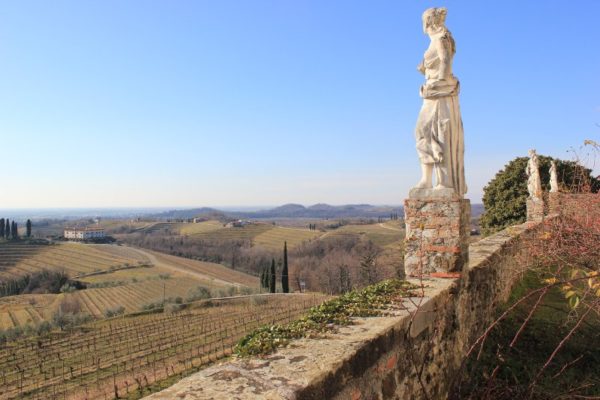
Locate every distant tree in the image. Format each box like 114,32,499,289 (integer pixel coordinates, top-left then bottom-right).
480,155,600,235
260,267,269,290
360,251,379,285
259,268,264,289
26,219,32,238
0,218,4,238
5,219,10,239
11,221,18,239
269,258,276,293
281,242,289,293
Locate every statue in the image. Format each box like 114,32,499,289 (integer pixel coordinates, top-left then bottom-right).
549,160,559,193
526,149,543,199
413,7,466,197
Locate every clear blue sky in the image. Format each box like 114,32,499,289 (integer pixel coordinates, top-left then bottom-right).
1,1,598,208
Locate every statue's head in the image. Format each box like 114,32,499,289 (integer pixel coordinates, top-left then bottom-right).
422,7,447,35
528,149,537,157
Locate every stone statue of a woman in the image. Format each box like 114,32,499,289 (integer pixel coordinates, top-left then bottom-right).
526,149,543,199
413,7,466,198
549,160,559,193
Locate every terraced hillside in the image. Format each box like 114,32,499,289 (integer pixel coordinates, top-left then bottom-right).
0,242,149,281
186,222,273,241
71,277,207,317
0,244,259,330
177,220,223,235
323,221,404,248
252,225,321,250
175,221,321,250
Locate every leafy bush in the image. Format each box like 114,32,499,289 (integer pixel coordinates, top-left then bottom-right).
186,286,212,302
164,303,184,314
251,296,268,306
240,287,254,295
104,306,125,318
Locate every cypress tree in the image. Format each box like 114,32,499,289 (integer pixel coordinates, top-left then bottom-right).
12,222,18,239
282,242,289,293
26,219,32,238
269,258,276,293
5,219,10,239
0,218,4,238
260,267,269,289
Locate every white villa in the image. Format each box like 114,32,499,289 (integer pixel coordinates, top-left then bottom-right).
64,227,106,240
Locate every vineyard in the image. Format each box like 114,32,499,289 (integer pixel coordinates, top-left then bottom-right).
323,221,404,248
0,243,149,281
252,226,321,250
0,294,328,400
183,223,273,241
71,277,207,318
0,244,260,330
177,221,321,250
177,221,223,236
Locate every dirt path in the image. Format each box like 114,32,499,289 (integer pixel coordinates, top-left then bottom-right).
126,247,245,288
378,223,403,231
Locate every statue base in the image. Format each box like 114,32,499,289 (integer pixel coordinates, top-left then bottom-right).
526,197,544,221
404,196,470,276
547,192,562,215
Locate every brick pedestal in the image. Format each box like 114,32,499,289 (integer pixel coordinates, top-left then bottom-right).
526,197,544,221
404,191,470,276
547,192,563,215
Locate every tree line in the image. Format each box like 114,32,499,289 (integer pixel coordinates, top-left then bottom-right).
259,241,290,293
0,218,32,240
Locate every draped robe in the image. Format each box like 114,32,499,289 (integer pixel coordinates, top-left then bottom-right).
415,31,467,197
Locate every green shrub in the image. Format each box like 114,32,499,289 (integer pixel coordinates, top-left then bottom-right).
104,306,126,318
186,286,212,302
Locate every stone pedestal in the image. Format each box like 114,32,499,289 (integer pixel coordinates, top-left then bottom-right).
526,197,544,221
547,192,563,215
404,188,471,276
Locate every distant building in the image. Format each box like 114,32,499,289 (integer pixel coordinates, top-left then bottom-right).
64,227,106,240
225,220,250,228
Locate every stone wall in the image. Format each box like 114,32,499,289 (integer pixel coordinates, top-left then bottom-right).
144,219,544,400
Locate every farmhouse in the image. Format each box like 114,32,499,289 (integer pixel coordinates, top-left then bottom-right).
64,226,106,240
225,219,250,228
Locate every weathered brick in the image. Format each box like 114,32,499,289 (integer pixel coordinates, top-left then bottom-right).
405,198,470,275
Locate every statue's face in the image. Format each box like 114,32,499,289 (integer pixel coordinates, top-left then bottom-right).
422,15,433,35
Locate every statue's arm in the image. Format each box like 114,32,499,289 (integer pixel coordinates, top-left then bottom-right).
434,37,451,79
417,59,425,75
